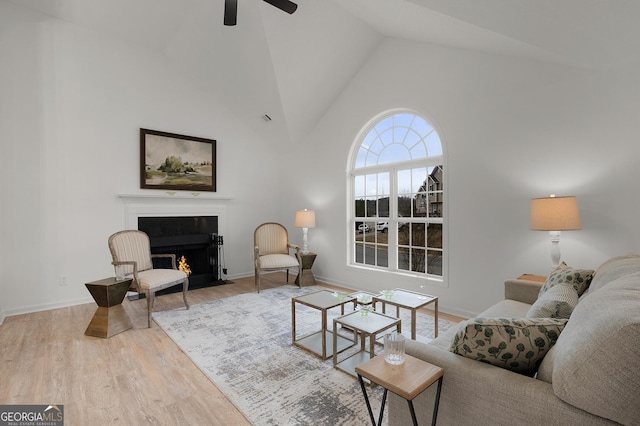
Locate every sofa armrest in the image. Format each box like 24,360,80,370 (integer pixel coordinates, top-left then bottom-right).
504,278,544,305
388,340,616,426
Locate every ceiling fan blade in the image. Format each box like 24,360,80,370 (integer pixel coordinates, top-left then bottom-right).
224,0,237,26
263,0,297,14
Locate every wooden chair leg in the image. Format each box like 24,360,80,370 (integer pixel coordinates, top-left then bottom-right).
182,279,190,310
255,270,261,293
146,291,153,328
286,269,289,283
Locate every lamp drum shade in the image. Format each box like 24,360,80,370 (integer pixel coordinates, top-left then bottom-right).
295,209,316,228
530,196,582,231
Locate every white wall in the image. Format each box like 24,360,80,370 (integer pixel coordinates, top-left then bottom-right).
284,38,640,317
3,4,640,323
0,3,282,322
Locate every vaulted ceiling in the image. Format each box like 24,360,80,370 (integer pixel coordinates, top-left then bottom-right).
11,0,640,147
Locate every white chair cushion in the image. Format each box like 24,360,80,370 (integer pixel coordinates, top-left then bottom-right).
137,269,187,290
259,254,299,269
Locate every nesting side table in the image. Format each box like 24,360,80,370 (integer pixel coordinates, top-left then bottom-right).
356,354,444,426
84,277,133,338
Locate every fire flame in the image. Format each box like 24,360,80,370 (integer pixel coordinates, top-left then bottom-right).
178,255,192,276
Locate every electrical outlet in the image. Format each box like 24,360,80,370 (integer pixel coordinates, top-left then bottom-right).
58,275,68,286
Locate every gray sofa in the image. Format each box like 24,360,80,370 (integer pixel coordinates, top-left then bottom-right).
389,254,640,426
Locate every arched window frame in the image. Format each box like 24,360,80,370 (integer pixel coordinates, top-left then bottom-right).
347,109,447,286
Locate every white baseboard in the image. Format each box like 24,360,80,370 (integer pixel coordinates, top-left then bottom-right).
0,296,94,324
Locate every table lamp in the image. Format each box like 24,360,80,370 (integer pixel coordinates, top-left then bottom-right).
295,209,316,255
530,195,581,268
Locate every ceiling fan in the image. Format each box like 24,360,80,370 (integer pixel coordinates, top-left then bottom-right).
224,0,298,26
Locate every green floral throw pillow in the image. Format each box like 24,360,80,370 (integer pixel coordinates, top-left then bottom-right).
449,317,568,373
539,263,594,297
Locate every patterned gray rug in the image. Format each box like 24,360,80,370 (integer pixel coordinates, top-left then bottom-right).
153,285,455,426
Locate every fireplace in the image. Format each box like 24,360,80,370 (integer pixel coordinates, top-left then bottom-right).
138,216,223,293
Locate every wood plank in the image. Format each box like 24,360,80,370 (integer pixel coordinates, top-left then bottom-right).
0,273,464,425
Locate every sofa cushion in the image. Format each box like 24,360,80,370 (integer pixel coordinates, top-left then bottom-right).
449,317,568,373
551,271,640,425
539,263,594,297
587,252,640,294
526,283,578,319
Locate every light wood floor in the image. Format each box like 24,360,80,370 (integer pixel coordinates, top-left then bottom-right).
0,273,464,425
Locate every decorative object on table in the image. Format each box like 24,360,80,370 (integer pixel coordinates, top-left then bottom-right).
253,222,301,292
140,128,216,192
384,331,406,365
332,291,350,301
108,230,190,327
294,209,316,255
530,194,581,268
380,289,395,299
356,305,373,316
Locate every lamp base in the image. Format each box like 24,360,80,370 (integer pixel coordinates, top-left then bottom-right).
549,231,561,268
301,227,309,255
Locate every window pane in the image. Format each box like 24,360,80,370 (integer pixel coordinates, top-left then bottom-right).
371,136,385,155
394,126,408,143
411,116,433,136
397,169,411,195
354,175,365,197
354,199,364,218
412,168,427,192
355,243,364,263
427,223,442,249
393,113,414,127
411,248,426,273
398,250,409,271
425,132,442,156
427,249,442,275
378,172,390,196
377,245,388,267
411,223,425,247
375,116,393,134
398,196,412,218
379,144,410,164
410,143,426,159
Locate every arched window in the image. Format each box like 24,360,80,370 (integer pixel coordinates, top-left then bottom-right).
349,110,445,281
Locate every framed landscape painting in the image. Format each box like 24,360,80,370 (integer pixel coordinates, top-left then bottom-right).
140,128,216,192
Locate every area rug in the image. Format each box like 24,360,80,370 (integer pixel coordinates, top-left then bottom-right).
153,286,455,425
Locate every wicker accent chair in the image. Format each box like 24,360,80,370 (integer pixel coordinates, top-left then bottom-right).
108,230,189,327
254,222,302,292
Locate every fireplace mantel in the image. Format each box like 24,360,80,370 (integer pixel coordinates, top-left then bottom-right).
117,193,230,233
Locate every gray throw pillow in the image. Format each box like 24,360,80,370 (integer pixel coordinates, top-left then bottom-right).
527,283,578,319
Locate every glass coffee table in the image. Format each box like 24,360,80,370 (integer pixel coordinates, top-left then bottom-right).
332,310,401,378
373,289,438,340
292,290,356,359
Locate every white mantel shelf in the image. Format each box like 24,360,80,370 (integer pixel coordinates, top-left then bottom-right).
118,193,232,201
117,193,230,232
